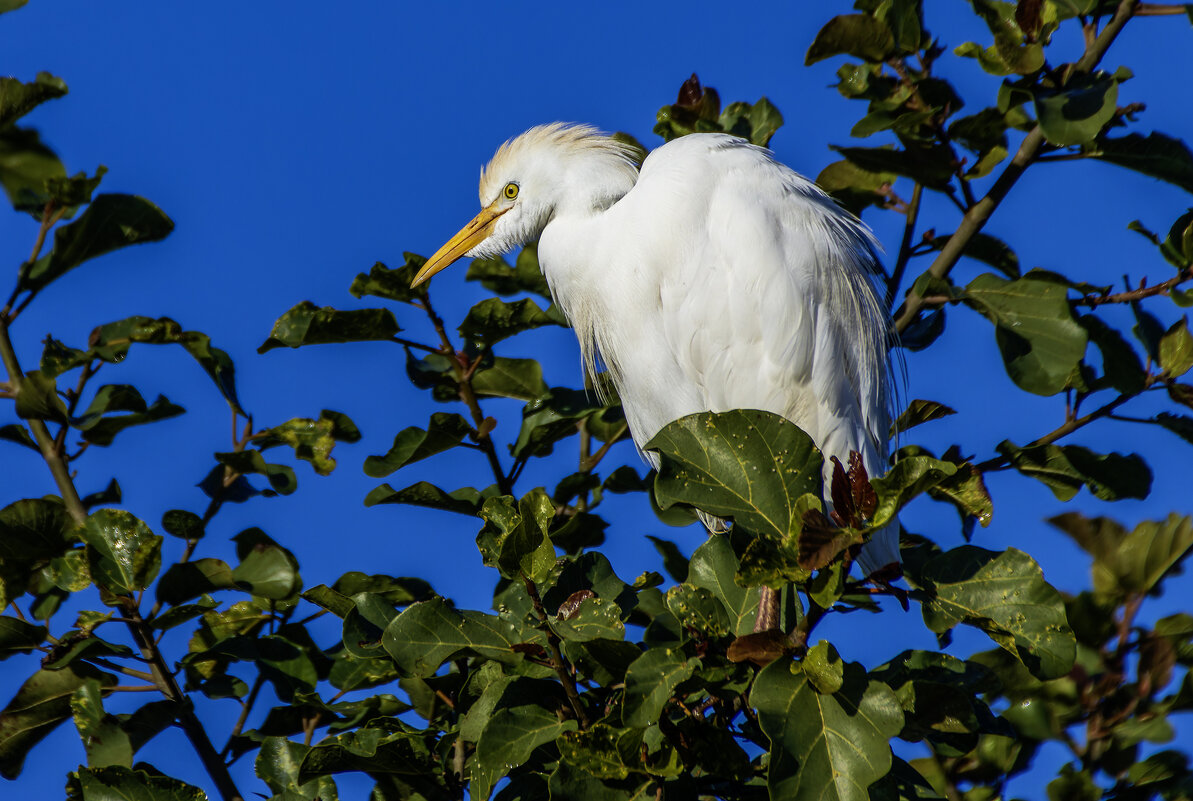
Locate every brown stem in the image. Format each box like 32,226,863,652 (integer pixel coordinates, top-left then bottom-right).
894,0,1139,334
1076,265,1193,307
522,575,590,728
579,423,628,472
87,657,156,682
1135,2,1190,13
787,599,827,654
221,674,266,758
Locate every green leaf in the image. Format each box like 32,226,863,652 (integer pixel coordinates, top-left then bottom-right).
815,159,897,216
0,423,37,452
753,658,904,801
13,370,68,423
914,546,1076,679
871,456,958,528
649,410,823,542
1155,412,1193,445
551,597,625,642
622,647,698,727
831,144,957,189
1160,317,1193,377
364,413,472,477
512,388,611,460
86,316,244,415
17,194,173,297
80,394,185,447
996,440,1151,501
804,640,846,694
255,410,358,475
66,765,207,801
1050,512,1193,599
155,558,236,606
0,126,67,216
215,449,297,496
557,723,643,780
0,73,67,129
1033,72,1120,147
256,737,339,801
349,254,428,304
686,535,760,635
1080,315,1147,394
363,480,499,514
71,679,132,768
806,14,896,64
0,617,47,659
0,498,72,562
472,704,576,800
161,510,204,540
1092,132,1193,195
963,273,1088,396
81,510,161,595
928,233,1020,278
665,584,731,637
476,491,557,584
0,1,29,15
458,297,564,344
258,301,400,352
0,663,115,779
471,356,549,401
297,719,441,788
890,400,957,438
381,596,523,677
231,528,302,601
466,244,552,299
718,97,785,146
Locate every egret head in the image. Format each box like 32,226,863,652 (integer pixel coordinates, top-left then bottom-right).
412,123,639,285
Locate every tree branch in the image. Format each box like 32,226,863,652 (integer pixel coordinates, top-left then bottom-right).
1075,265,1193,307
522,575,590,728
895,0,1139,334
887,183,924,309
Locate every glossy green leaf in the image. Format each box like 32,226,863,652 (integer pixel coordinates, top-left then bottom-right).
0,663,115,779
914,546,1075,679
871,455,958,528
806,14,896,64
831,144,957,189
472,703,576,800
753,658,903,801
81,509,161,595
256,737,340,801
718,97,785,146
86,316,244,415
476,491,557,584
649,410,822,542
381,596,523,677
551,597,625,642
80,395,185,447
471,356,549,401
215,449,297,496
17,194,173,297
364,413,472,477
258,301,400,352
804,640,846,694
13,370,67,423
349,254,428,304
997,440,1151,501
458,297,564,345
621,646,697,727
66,765,209,801
512,388,609,460
666,584,731,637
0,423,37,452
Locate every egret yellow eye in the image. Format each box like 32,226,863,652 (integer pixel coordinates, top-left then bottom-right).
503,182,519,200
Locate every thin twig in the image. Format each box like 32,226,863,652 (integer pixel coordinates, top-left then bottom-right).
522,575,590,728
1075,265,1193,307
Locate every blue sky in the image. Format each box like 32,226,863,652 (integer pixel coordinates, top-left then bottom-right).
2,1,1192,798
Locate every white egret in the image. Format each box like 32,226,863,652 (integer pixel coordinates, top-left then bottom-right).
414,124,899,624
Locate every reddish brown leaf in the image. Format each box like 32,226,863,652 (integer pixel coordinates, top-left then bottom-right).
1138,633,1176,697
677,73,703,107
1015,0,1043,40
1169,381,1193,409
848,452,878,520
798,509,859,571
829,456,854,527
511,642,548,660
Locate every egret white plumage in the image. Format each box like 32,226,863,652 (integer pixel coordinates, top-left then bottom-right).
414,123,899,613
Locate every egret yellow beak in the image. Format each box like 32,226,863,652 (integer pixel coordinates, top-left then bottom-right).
412,201,509,286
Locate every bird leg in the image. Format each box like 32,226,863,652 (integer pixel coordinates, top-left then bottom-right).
753,586,781,632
